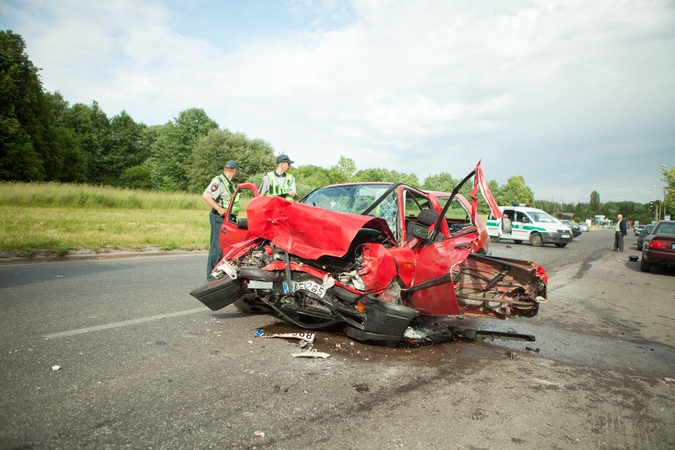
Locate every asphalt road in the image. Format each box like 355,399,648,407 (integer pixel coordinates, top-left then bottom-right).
1,229,673,449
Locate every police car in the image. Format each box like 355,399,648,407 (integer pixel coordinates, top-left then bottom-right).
487,206,573,247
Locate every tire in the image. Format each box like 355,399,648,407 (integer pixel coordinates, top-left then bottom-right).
514,240,523,244
555,243,567,248
640,256,651,273
490,236,500,243
529,233,543,247
233,298,273,314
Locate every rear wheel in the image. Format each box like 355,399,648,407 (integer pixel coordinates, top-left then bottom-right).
490,236,500,243
640,256,651,273
529,233,543,247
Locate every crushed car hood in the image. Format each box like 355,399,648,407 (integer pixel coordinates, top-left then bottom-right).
246,196,396,260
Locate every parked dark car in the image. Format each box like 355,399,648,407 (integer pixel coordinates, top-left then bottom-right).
640,220,675,273
636,224,654,251
560,220,582,238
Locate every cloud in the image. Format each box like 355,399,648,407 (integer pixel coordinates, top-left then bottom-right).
1,0,673,202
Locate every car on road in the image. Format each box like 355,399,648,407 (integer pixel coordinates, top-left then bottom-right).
190,161,548,345
636,224,654,251
640,220,675,273
578,222,590,232
634,225,645,236
486,206,573,247
560,220,582,237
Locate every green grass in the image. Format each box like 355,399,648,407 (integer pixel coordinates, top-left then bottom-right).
0,181,205,209
0,182,232,256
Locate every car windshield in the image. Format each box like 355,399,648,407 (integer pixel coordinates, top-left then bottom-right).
529,210,558,223
302,183,400,236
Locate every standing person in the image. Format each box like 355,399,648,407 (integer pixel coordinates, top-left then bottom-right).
202,160,241,281
614,213,627,251
259,154,297,200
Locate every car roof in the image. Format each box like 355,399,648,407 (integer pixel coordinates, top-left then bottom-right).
498,206,542,212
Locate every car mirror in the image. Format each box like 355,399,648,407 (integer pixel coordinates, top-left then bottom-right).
237,218,248,230
412,223,430,241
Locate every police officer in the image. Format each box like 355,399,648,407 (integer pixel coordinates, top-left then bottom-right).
259,154,297,200
202,160,241,281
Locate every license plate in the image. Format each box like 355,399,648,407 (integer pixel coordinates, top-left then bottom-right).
293,280,326,298
561,234,570,238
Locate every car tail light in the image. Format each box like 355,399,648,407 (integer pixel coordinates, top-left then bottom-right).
648,239,669,249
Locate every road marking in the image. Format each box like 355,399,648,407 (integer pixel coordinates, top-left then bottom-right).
44,307,209,339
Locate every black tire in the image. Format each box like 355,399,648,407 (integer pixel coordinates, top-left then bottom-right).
640,256,651,273
233,298,273,314
490,236,500,243
529,233,543,247
514,240,523,244
555,243,567,248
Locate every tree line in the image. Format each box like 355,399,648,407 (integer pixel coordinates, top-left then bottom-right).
2,30,672,225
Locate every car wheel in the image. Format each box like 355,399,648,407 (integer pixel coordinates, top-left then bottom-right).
555,243,567,248
233,298,273,314
490,236,500,243
529,233,543,247
514,240,523,244
640,256,651,273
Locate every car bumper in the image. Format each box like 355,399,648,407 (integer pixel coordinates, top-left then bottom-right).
541,231,573,244
642,248,675,266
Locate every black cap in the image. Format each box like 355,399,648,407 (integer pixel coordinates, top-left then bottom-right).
225,160,241,170
276,154,294,164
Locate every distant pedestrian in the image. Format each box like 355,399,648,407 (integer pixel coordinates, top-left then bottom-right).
614,213,627,251
202,160,241,281
259,154,297,200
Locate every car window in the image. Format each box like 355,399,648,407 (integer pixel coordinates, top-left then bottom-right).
529,210,556,223
404,189,432,218
302,184,391,214
436,197,470,221
656,223,675,236
515,212,530,223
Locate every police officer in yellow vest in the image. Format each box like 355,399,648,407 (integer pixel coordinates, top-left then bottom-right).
259,154,297,201
202,160,241,281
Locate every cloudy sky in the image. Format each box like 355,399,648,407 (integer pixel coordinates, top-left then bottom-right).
1,0,673,203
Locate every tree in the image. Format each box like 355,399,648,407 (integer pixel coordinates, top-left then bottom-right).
152,108,219,191
59,101,110,183
589,191,600,214
188,129,275,193
496,176,534,206
101,111,146,186
330,156,356,183
0,30,53,181
422,172,457,192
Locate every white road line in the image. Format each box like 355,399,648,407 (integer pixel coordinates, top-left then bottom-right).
44,307,209,339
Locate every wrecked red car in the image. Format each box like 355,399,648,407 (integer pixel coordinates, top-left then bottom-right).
190,162,548,345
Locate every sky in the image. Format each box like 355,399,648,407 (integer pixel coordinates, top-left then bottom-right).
1,0,674,204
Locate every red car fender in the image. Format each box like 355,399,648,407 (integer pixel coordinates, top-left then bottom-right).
358,243,398,292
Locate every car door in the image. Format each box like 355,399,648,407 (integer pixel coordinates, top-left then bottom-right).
511,211,532,242
219,183,259,250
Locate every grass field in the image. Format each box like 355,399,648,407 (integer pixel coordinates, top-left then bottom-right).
0,182,224,257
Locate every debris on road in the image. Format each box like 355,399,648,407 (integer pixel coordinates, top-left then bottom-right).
255,329,315,343
51,365,60,371
292,348,330,359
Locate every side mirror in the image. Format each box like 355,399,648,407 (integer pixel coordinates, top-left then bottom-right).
237,218,248,230
412,223,430,241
